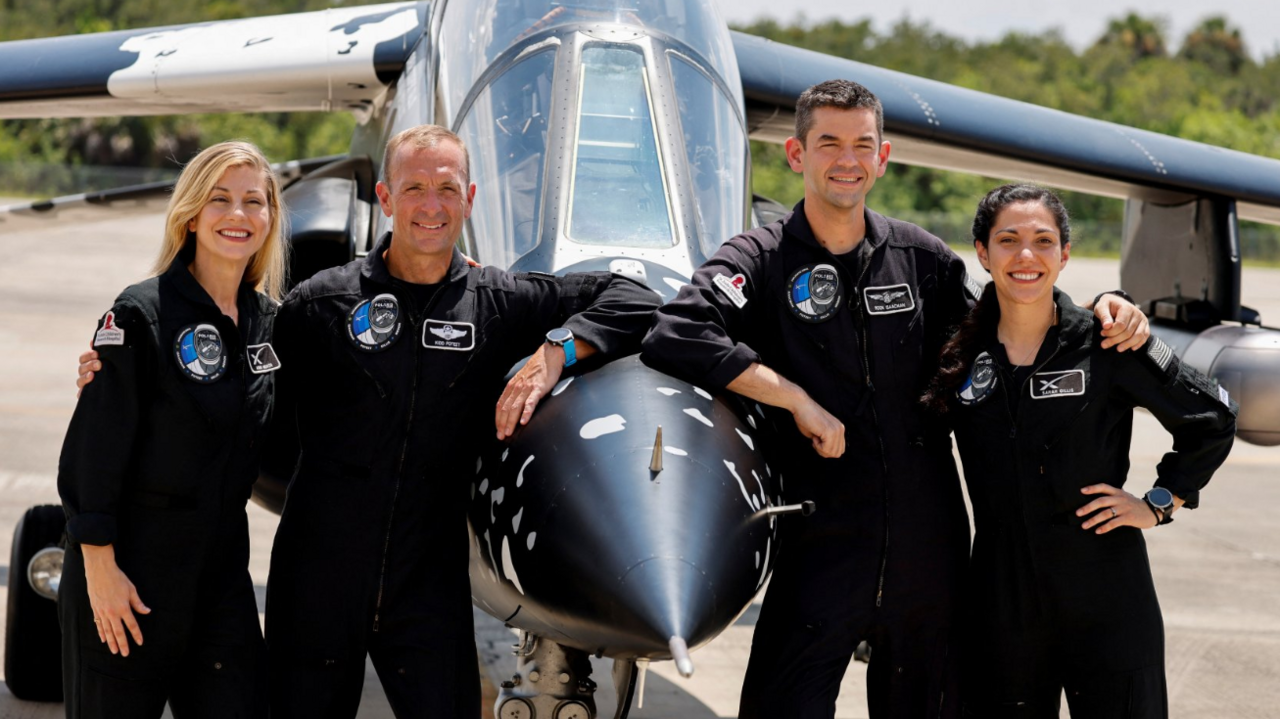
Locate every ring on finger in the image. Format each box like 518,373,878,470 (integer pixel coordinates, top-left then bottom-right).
1110,507,1118,518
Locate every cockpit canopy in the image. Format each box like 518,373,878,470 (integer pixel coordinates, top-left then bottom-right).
437,0,750,274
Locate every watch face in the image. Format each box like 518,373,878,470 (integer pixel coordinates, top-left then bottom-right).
1147,487,1174,508
547,328,573,344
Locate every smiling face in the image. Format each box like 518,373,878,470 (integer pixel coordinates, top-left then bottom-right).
785,106,890,217
187,164,270,269
375,140,476,265
975,200,1070,307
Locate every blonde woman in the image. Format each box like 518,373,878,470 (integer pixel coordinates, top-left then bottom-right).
58,141,286,719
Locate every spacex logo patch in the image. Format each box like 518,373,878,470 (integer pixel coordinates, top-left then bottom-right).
247,343,281,374
423,320,475,351
1030,369,1086,399
863,283,915,315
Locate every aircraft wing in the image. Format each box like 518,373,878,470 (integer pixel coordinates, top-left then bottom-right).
0,1,426,120
0,156,344,233
731,31,1280,226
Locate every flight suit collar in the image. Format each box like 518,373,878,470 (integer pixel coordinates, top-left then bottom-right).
162,244,265,322
783,200,890,255
362,232,471,288
980,287,1092,357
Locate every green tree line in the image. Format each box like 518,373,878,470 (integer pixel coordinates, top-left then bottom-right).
738,13,1280,262
2,3,1278,261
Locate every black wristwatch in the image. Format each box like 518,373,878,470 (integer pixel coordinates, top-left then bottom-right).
1144,487,1175,525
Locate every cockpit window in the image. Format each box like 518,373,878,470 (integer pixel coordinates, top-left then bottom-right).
457,50,555,269
668,53,748,258
439,0,741,122
566,45,674,247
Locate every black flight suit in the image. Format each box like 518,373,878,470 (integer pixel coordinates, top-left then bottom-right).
642,203,976,719
58,254,275,719
264,233,658,718
949,290,1237,718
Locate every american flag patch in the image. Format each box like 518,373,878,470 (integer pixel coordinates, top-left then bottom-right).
1147,337,1173,371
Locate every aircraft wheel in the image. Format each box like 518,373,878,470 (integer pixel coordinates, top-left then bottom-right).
5,504,66,702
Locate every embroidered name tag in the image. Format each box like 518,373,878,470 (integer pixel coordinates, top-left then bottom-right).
423,320,475,351
863,283,915,315
1030,369,1085,399
247,343,282,374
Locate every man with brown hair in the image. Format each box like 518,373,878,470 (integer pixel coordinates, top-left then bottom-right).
643,80,1149,717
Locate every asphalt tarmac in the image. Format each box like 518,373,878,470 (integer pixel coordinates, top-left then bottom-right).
2,207,1278,718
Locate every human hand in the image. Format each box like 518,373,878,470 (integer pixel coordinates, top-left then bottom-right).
1094,294,1150,352
495,344,564,440
791,396,845,459
1077,484,1157,533
81,544,150,656
463,254,481,268
76,349,101,397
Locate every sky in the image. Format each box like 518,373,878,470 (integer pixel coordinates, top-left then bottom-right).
714,0,1280,61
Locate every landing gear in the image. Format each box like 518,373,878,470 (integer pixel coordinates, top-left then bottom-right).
495,633,638,719
4,504,66,702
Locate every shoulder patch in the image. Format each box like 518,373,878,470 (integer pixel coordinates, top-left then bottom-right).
964,272,985,302
1147,336,1174,372
94,310,126,347
713,273,749,308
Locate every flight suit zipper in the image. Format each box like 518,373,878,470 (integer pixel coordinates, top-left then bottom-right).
372,286,446,632
840,244,894,608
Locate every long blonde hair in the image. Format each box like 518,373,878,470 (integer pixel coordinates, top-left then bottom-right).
152,141,288,300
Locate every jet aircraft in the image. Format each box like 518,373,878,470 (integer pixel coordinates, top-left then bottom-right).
3,1,1280,717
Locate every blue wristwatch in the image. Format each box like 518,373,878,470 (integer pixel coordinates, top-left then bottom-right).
545,328,576,367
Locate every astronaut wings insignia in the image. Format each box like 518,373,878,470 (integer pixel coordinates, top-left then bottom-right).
430,325,467,341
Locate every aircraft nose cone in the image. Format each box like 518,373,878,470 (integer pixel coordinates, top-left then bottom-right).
468,356,779,660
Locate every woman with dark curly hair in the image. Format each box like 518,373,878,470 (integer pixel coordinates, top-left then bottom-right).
922,184,1237,718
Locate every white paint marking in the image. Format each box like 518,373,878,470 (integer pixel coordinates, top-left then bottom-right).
755,403,765,417
581,414,627,438
656,387,681,396
490,487,505,524
552,377,574,396
502,448,510,462
751,469,766,496
475,457,482,474
516,455,535,487
723,460,754,507
746,414,757,429
478,478,489,495
751,494,761,510
683,408,713,427
736,428,754,450
502,536,525,595
693,386,712,400
527,532,538,551
664,446,688,456
512,507,524,534
757,538,771,589
755,550,761,569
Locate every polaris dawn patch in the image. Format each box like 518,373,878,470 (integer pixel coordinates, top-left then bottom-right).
863,283,916,315
958,351,998,406
348,293,402,352
247,343,282,374
174,323,227,383
423,319,475,351
713,273,749,308
787,263,843,323
1031,369,1086,399
94,310,125,347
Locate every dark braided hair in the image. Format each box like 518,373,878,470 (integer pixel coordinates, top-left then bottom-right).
920,184,1071,414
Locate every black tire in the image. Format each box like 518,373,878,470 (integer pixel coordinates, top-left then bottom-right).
5,504,66,702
